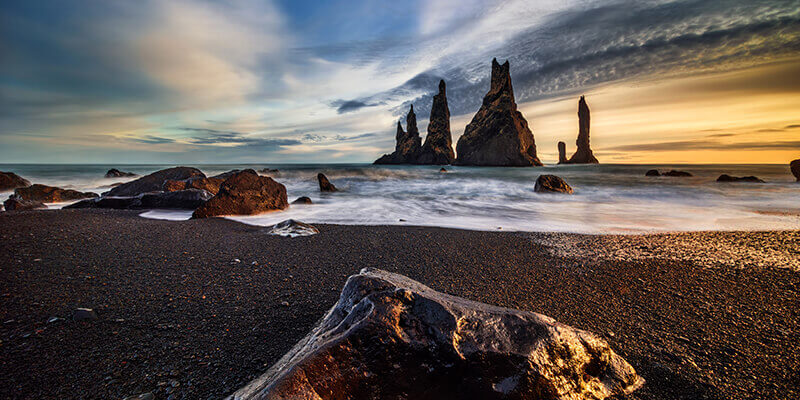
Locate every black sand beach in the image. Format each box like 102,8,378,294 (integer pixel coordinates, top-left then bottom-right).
1,209,798,399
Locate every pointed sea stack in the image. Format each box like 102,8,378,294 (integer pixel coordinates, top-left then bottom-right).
557,141,567,164
565,96,598,164
416,80,455,165
374,106,422,164
455,59,541,166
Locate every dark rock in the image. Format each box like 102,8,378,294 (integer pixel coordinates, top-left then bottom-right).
0,171,31,192
163,176,226,195
192,170,288,218
317,173,337,192
534,174,574,194
105,168,136,178
645,169,661,176
269,219,319,237
3,196,46,211
790,159,799,181
140,189,213,209
416,80,455,165
211,169,243,180
565,96,599,164
664,170,692,177
455,59,541,166
72,308,98,322
439,168,447,173
557,141,567,164
291,196,312,205
257,168,279,175
106,167,205,197
0,204,3,212
14,184,98,203
374,106,423,164
230,268,643,399
64,196,142,210
716,174,765,183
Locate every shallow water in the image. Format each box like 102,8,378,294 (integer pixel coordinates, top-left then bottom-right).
2,163,799,233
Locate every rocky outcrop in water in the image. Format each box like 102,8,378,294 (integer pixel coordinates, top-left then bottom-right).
3,195,46,211
229,268,643,400
192,170,287,218
455,59,541,166
291,196,312,204
0,171,31,192
716,174,765,183
791,159,800,181
374,106,422,164
558,141,567,164
317,173,338,192
645,169,661,176
105,169,136,178
107,167,205,197
564,96,599,164
534,175,574,194
14,184,98,203
663,170,692,177
416,80,455,165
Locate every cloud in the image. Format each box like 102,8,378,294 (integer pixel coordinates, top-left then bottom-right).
176,127,301,149
329,99,385,114
131,135,176,144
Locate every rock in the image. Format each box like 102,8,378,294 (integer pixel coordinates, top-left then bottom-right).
317,173,338,192
416,80,455,165
64,196,142,210
716,174,765,183
291,196,312,204
104,168,136,178
455,59,541,166
534,174,574,194
645,169,661,176
192,170,288,218
230,268,643,400
565,96,599,164
439,168,447,173
13,184,98,203
374,106,423,164
211,169,243,180
257,168,279,175
663,170,692,177
72,308,98,321
123,392,154,400
557,141,567,164
3,196,46,211
269,219,320,237
0,171,31,192
140,189,213,209
106,167,205,197
163,176,226,195
790,159,799,181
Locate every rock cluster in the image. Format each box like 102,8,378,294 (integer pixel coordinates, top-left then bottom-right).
716,174,764,183
229,268,642,400
791,159,800,181
562,96,599,164
0,171,31,192
534,175,574,194
192,170,287,218
13,184,97,203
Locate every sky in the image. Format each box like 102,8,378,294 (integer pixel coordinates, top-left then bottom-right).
0,0,799,164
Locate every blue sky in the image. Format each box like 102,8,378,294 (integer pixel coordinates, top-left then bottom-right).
1,0,799,163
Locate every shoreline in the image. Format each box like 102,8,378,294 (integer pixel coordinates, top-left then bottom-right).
1,209,798,399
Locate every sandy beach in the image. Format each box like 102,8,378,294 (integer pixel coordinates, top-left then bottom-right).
0,209,797,399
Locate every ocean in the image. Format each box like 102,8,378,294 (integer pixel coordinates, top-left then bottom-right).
2,163,799,234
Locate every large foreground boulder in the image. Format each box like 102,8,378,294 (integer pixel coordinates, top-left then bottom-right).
106,167,205,197
716,174,765,183
14,184,97,203
455,59,541,166
192,170,287,218
229,269,643,400
4,196,46,211
534,175,574,194
0,171,31,192
791,159,800,182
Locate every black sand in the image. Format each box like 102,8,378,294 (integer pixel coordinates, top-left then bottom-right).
1,209,798,399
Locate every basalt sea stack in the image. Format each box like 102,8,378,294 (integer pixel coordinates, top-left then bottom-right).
791,159,800,181
563,96,598,164
456,59,541,166
416,80,455,165
557,141,567,164
374,106,422,164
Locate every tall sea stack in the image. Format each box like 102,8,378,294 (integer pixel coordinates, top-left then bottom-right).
455,59,541,166
416,80,455,165
374,105,422,164
557,141,567,164
565,96,599,164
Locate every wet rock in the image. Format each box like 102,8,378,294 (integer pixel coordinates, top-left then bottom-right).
565,96,599,164
0,171,31,191
664,170,692,177
789,159,799,181
416,80,455,165
3,196,46,211
192,170,288,218
140,189,213,209
291,196,312,205
317,173,338,192
558,141,567,164
455,59,541,166
106,167,205,197
230,268,643,400
645,169,661,177
163,176,226,195
716,174,765,183
269,219,319,237
534,174,574,194
374,106,423,164
439,168,447,173
64,196,142,210
73,308,98,321
14,184,98,203
105,168,136,178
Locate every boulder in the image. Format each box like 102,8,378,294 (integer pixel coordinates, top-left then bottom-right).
716,174,765,183
790,159,799,182
663,170,692,177
0,171,31,192
140,189,213,209
291,196,312,205
645,169,661,177
416,80,455,165
64,196,142,210
106,167,205,197
439,168,447,173
534,175,574,194
105,168,136,178
268,219,319,237
163,176,226,195
4,196,46,211
565,96,599,164
557,141,567,164
192,170,288,218
375,106,423,164
14,184,98,203
318,173,338,192
229,268,643,400
455,59,541,166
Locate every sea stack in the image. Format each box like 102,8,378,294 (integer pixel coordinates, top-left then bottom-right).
564,96,598,164
416,80,455,165
374,106,422,164
455,59,541,166
557,141,567,164
791,159,800,181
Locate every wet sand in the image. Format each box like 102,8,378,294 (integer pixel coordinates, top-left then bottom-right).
0,209,798,399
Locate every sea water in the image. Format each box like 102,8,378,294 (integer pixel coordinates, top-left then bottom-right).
2,163,798,234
